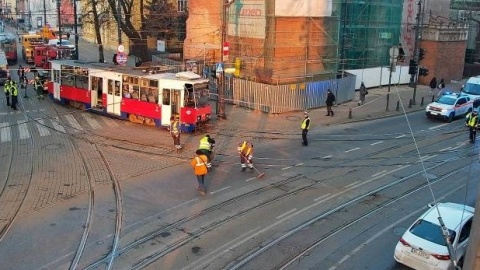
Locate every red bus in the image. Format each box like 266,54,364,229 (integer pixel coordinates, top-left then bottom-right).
46,60,212,132
0,33,18,64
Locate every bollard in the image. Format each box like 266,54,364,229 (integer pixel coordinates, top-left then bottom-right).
408,99,413,108
431,95,434,103
348,108,352,119
396,101,400,111
420,97,424,106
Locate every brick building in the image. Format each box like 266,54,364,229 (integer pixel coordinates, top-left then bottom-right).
418,24,468,85
183,0,338,84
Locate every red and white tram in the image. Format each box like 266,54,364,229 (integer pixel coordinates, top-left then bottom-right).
46,60,212,132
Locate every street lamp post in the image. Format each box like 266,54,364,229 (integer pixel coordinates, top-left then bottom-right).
57,0,62,45
73,0,78,59
218,0,235,120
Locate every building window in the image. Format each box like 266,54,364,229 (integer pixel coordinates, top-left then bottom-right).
178,0,187,12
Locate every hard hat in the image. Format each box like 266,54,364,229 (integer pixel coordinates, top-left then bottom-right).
304,111,309,116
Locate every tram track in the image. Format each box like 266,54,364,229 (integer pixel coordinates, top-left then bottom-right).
21,95,124,269
0,97,35,242
80,130,466,269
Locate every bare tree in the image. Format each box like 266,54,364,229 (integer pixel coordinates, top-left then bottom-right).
81,0,110,62
106,0,185,61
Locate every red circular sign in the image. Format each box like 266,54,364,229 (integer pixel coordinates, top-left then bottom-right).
116,52,127,65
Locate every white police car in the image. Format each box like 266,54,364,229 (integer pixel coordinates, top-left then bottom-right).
425,92,473,122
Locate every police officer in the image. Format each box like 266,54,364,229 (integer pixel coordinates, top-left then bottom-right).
3,76,10,106
301,111,311,146
198,134,215,168
466,110,479,143
10,80,18,110
34,76,44,99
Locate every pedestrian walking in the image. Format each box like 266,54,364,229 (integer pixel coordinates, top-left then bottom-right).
437,78,445,97
326,89,336,116
3,77,10,106
170,115,182,150
429,77,437,96
466,111,479,143
197,134,215,168
237,140,254,171
301,111,310,146
17,65,25,81
191,150,209,195
358,82,367,105
34,76,44,99
10,80,18,110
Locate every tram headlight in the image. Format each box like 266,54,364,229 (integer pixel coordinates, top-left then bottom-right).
197,115,202,122
206,114,211,120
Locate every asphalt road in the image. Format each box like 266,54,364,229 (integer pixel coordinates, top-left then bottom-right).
0,27,477,269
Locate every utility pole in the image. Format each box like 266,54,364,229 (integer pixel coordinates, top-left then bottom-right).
387,46,398,111
116,0,122,44
410,0,423,105
73,0,78,59
57,0,61,45
218,0,235,120
43,0,46,25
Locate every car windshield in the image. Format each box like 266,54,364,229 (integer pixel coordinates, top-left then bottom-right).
59,40,71,45
409,219,456,246
463,82,480,95
437,96,456,105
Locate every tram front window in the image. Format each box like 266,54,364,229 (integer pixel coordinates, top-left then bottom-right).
195,82,209,107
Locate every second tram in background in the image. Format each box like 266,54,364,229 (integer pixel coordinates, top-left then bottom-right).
45,60,212,132
0,32,17,64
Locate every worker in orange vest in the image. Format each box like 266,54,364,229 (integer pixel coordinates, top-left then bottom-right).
190,150,209,195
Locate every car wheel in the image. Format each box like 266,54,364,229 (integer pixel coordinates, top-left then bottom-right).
447,113,454,123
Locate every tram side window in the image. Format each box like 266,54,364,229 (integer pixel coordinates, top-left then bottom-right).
184,84,195,107
61,65,75,87
74,67,88,89
163,89,171,105
53,70,60,83
115,81,121,96
122,75,140,99
108,79,114,95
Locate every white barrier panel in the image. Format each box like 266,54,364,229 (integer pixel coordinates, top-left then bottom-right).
346,66,411,90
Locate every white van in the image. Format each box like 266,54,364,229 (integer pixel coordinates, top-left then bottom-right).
0,50,8,85
461,76,480,99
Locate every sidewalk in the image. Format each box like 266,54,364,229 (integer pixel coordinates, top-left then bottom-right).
211,83,437,137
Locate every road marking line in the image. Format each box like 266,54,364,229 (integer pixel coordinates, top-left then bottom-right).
370,141,383,145
0,122,11,142
64,114,83,131
210,186,231,194
18,120,29,139
314,193,331,202
282,166,292,170
276,208,298,219
346,181,360,188
395,134,406,138
103,117,119,127
294,163,304,166
345,147,360,153
52,117,66,133
372,170,387,177
82,113,101,129
439,146,452,152
323,155,332,159
429,123,448,130
245,177,257,182
35,119,50,137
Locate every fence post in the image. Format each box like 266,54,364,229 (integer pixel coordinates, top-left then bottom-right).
420,97,424,106
396,101,400,111
408,99,413,108
349,108,352,119
431,95,435,102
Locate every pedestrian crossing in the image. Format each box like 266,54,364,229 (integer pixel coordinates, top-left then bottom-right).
0,111,121,143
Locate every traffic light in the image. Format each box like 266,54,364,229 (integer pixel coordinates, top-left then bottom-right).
419,48,426,61
419,67,429,77
408,59,418,75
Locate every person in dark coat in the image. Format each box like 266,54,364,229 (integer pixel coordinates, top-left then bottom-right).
429,77,437,96
358,82,367,105
326,89,336,116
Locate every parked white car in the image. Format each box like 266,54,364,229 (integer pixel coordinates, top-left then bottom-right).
394,202,474,270
425,92,473,122
47,39,75,50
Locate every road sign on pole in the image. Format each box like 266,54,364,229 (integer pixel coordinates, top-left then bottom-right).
116,52,127,66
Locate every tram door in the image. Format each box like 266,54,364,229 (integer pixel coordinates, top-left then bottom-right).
51,62,61,100
90,71,103,108
104,72,122,116
160,88,182,126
